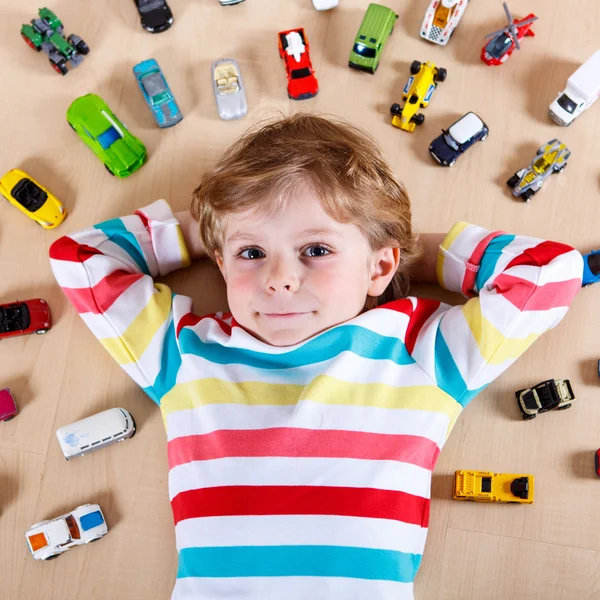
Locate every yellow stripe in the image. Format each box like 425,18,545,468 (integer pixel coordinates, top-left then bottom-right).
462,300,540,365
177,226,192,268
99,282,173,365
437,221,469,288
160,375,463,435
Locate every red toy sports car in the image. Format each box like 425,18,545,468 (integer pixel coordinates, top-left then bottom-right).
278,28,319,100
481,3,537,66
0,388,18,422
0,298,51,340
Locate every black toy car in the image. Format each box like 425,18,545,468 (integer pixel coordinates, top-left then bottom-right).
133,0,173,34
515,378,575,420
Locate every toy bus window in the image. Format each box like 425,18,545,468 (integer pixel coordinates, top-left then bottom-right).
65,515,81,540
92,440,100,446
102,437,111,441
369,37,377,43
359,35,366,40
481,477,492,493
81,444,89,449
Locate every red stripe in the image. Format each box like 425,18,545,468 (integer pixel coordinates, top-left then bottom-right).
462,231,505,297
405,299,440,355
505,240,575,270
176,312,233,338
134,210,150,231
49,236,103,262
62,271,144,314
492,274,581,310
171,485,430,527
168,428,440,470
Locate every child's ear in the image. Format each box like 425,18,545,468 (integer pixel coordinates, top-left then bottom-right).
367,247,400,297
215,252,226,281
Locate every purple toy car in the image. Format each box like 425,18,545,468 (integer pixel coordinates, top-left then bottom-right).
0,388,18,421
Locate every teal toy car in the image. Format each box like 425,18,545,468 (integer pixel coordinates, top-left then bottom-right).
66,94,147,178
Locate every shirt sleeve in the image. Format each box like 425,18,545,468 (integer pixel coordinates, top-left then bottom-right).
48,200,192,405
403,221,583,407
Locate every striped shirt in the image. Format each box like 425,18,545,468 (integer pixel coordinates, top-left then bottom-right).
49,200,583,600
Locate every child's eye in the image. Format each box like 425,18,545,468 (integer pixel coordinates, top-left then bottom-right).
238,247,265,260
303,245,331,257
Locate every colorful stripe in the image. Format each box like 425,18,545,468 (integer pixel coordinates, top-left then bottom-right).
492,274,581,310
475,234,515,291
94,219,150,275
462,231,505,297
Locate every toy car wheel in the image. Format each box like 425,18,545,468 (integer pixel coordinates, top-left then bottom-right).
390,103,402,115
435,68,447,82
555,163,567,173
522,413,536,420
507,174,519,188
104,165,115,177
76,40,90,55
448,159,456,167
557,403,572,411
21,34,41,52
88,536,102,543
68,122,76,131
411,113,425,126
2,415,15,422
44,554,60,560
35,329,48,335
521,189,535,202
49,59,68,76
410,60,421,75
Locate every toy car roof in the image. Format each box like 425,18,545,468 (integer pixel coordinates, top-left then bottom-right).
449,112,484,144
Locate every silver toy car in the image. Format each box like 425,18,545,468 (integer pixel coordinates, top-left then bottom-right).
211,58,248,120
506,139,570,202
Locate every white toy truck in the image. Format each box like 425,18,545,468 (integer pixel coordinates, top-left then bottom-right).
549,50,600,126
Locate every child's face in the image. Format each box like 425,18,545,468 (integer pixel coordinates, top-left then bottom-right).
216,190,398,347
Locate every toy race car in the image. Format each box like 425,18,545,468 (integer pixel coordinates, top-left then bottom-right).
21,7,89,75
390,60,446,132
481,3,537,66
515,378,574,420
67,94,147,178
133,59,183,128
506,139,570,202
0,169,66,229
0,389,18,422
211,58,248,120
132,0,173,33
420,0,470,46
278,28,319,100
429,112,488,166
26,504,107,560
582,250,600,287
453,470,534,503
0,299,51,340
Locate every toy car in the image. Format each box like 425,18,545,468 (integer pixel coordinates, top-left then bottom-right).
278,28,319,100
0,299,51,340
211,59,248,120
506,139,570,202
596,450,600,477
429,112,488,166
26,503,107,560
0,389,18,422
582,250,600,287
312,0,339,9
420,0,470,46
390,60,446,132
21,7,89,76
481,3,537,66
515,378,574,420
133,59,183,128
0,169,66,229
453,470,534,503
67,93,147,178
132,0,173,33
349,3,398,74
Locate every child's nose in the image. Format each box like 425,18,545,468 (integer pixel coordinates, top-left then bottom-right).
266,257,300,293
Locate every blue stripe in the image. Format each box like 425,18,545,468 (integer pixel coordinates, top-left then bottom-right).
475,234,515,293
433,328,485,407
94,219,150,275
178,324,416,370
177,545,421,582
150,313,181,403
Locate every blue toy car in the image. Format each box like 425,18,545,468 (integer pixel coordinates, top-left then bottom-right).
429,112,488,167
582,250,600,287
133,59,182,128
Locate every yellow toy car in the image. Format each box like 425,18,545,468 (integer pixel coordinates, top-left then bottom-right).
390,60,447,132
453,470,534,504
0,169,66,229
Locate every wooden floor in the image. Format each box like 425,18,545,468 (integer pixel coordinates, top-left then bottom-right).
2,0,600,598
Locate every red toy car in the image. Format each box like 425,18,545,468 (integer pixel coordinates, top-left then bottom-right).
0,388,18,421
596,449,600,477
0,298,51,340
278,28,319,100
481,3,537,66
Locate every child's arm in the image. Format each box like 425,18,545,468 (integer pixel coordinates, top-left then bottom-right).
49,201,196,405
399,222,583,407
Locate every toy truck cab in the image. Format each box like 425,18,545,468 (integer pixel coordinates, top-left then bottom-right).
549,50,600,126
515,378,574,420
453,470,534,504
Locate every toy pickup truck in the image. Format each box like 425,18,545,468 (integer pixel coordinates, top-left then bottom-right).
453,470,534,503
515,378,574,420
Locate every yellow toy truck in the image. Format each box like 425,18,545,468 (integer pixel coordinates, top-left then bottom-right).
390,60,447,132
453,470,534,504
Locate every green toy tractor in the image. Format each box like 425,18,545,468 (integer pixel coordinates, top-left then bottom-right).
21,7,89,75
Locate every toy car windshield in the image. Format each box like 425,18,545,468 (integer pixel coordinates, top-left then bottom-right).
142,73,170,104
443,132,459,150
486,33,511,58
97,127,122,150
11,179,48,212
137,0,166,12
520,390,539,411
353,44,376,58
291,67,312,79
586,254,600,278
557,94,577,114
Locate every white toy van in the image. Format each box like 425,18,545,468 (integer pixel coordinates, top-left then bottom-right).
56,407,136,460
549,50,600,126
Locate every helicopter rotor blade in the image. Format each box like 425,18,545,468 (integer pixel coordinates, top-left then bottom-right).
514,35,521,50
516,16,539,27
484,27,509,39
503,2,514,25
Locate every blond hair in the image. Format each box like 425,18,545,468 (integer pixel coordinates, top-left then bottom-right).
191,113,421,311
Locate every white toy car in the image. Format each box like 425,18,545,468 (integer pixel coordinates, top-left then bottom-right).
25,503,108,560
312,0,339,9
211,58,248,120
420,0,470,46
